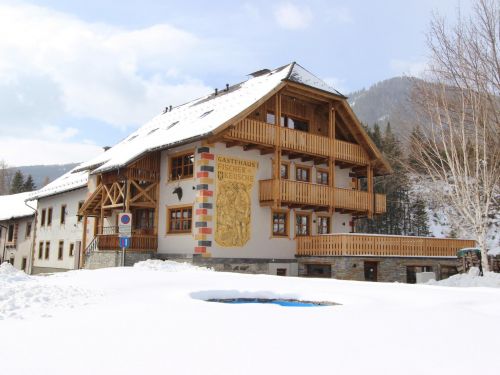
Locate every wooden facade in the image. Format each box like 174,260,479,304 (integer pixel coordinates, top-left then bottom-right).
79,152,161,253
221,88,386,217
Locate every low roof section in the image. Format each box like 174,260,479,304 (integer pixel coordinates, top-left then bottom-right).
0,192,36,221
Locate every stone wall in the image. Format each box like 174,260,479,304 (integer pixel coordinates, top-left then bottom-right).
164,255,299,276
298,256,457,282
84,251,154,269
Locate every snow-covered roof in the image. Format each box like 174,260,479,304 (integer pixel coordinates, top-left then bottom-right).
27,168,88,200
0,192,36,221
75,62,344,174
286,63,344,97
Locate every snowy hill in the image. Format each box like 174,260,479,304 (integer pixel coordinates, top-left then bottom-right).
6,163,78,189
348,77,420,137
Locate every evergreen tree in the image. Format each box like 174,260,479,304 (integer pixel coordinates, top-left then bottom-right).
10,170,25,194
356,123,431,237
371,123,383,149
411,197,430,236
22,175,36,192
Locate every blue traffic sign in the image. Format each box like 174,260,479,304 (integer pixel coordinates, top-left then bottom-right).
119,237,130,249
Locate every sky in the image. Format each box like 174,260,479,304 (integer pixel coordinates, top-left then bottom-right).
0,0,472,166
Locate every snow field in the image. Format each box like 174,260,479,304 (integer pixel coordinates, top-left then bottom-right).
1,260,500,375
0,263,101,320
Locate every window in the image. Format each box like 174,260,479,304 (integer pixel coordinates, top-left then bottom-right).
266,111,309,132
47,207,53,226
272,210,289,237
317,216,330,234
295,212,311,236
41,209,46,226
296,166,311,182
69,243,75,257
170,152,194,180
306,264,331,278
45,241,50,259
280,162,289,179
7,224,14,242
407,266,433,284
38,242,43,259
21,257,27,271
316,169,329,185
9,257,14,265
167,206,192,233
58,241,64,260
276,268,287,276
25,222,32,238
287,117,309,132
77,201,84,222
60,205,67,224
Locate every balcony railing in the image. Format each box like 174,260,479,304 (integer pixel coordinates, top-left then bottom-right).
226,119,369,165
296,233,475,257
97,234,158,251
259,179,386,213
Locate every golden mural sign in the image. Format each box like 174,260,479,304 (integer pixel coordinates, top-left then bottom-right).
215,156,259,247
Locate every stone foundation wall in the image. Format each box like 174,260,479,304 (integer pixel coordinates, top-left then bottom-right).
298,256,457,282
31,266,69,275
191,255,298,275
84,251,154,269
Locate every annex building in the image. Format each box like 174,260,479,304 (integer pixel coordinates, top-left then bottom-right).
2,62,474,282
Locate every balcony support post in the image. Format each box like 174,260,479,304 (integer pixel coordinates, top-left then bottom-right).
328,102,336,214
80,214,88,269
367,163,374,219
99,180,105,235
273,93,282,208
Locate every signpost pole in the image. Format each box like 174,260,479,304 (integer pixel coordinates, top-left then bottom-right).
118,213,132,268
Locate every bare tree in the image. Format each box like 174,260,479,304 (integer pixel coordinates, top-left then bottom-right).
409,0,500,271
0,159,12,195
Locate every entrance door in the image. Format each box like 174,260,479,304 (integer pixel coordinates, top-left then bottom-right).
133,208,155,235
364,261,378,282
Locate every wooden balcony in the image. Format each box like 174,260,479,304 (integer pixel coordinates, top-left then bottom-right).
296,234,475,257
97,234,158,252
259,179,386,213
225,119,369,165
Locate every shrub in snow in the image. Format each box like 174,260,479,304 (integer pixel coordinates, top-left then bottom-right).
133,259,213,272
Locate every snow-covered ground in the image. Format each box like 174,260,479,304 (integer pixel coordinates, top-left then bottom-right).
1,260,500,375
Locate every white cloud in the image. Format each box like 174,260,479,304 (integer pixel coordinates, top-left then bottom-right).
390,59,428,77
274,3,313,30
0,2,214,132
0,136,102,166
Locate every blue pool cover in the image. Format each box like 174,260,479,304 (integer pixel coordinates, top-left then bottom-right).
207,298,335,307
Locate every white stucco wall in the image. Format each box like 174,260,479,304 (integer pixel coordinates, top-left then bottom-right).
157,141,354,260
33,188,90,271
0,216,35,272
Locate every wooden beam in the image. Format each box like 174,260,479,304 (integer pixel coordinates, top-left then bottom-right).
367,164,374,219
225,141,242,148
80,215,88,269
273,93,282,208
